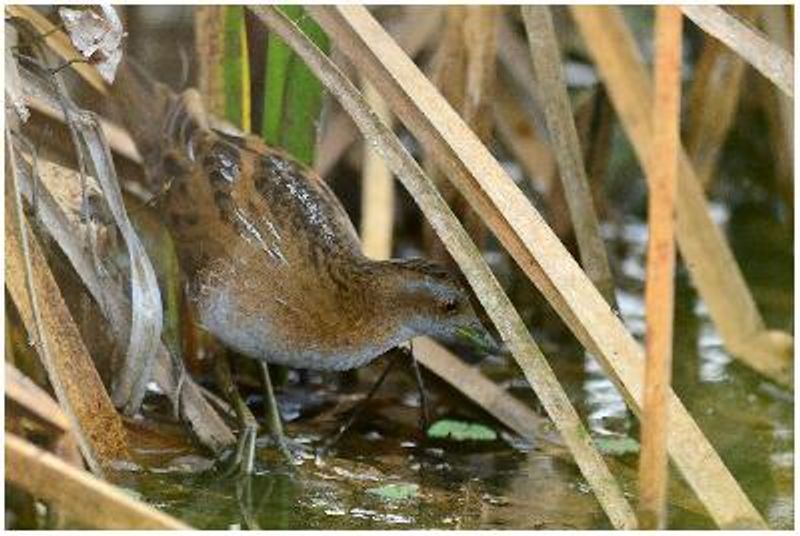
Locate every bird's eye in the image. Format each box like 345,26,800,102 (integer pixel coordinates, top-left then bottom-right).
443,299,458,313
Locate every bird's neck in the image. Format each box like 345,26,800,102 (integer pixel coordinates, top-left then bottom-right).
351,259,435,330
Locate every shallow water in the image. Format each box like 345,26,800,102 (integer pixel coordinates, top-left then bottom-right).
106,197,793,530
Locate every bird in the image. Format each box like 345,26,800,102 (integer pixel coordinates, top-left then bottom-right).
109,55,495,474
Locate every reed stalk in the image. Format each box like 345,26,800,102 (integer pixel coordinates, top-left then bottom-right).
638,6,682,529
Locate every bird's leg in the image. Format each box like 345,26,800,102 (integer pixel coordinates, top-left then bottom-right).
235,475,261,530
257,361,292,461
406,342,431,432
321,351,400,452
215,355,257,476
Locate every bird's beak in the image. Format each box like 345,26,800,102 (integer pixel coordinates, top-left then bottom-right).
455,324,504,355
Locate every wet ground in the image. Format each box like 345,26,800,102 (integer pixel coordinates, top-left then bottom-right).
105,198,793,530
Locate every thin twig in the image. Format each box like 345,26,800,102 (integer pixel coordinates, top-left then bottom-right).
6,5,107,94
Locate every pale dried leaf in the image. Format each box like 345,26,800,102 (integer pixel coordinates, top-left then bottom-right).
59,5,125,83
17,59,162,415
5,25,30,123
12,152,234,452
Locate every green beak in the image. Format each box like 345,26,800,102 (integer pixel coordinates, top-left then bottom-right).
455,325,504,355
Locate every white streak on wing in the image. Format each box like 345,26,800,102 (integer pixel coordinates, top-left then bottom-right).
234,206,288,265
234,207,267,250
264,219,281,241
262,218,287,264
186,138,195,162
283,174,335,243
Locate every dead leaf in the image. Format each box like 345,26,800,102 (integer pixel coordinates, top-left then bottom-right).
5,25,30,124
59,5,125,84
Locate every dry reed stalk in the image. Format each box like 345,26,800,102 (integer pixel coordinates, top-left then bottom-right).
307,5,767,529
252,6,638,528
754,74,795,221
759,5,794,214
425,6,499,259
686,7,757,189
193,6,226,115
571,6,792,388
682,5,793,97
521,5,616,308
575,89,614,222
638,6,682,529
422,6,468,261
360,80,395,260
760,5,793,159
492,70,557,193
315,7,442,178
5,166,131,475
459,5,500,247
6,362,72,436
571,7,774,527
6,434,190,529
462,6,499,145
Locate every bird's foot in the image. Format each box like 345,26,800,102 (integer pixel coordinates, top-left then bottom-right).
219,420,258,478
257,433,310,465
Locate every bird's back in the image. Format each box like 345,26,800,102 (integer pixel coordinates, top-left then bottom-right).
111,57,390,367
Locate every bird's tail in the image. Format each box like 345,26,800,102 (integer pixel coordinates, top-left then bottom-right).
108,55,175,167
109,54,211,176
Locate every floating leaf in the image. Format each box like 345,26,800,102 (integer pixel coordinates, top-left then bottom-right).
427,419,497,441
594,436,640,456
366,483,419,501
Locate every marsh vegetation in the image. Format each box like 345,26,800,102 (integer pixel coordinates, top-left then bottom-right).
5,5,794,529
